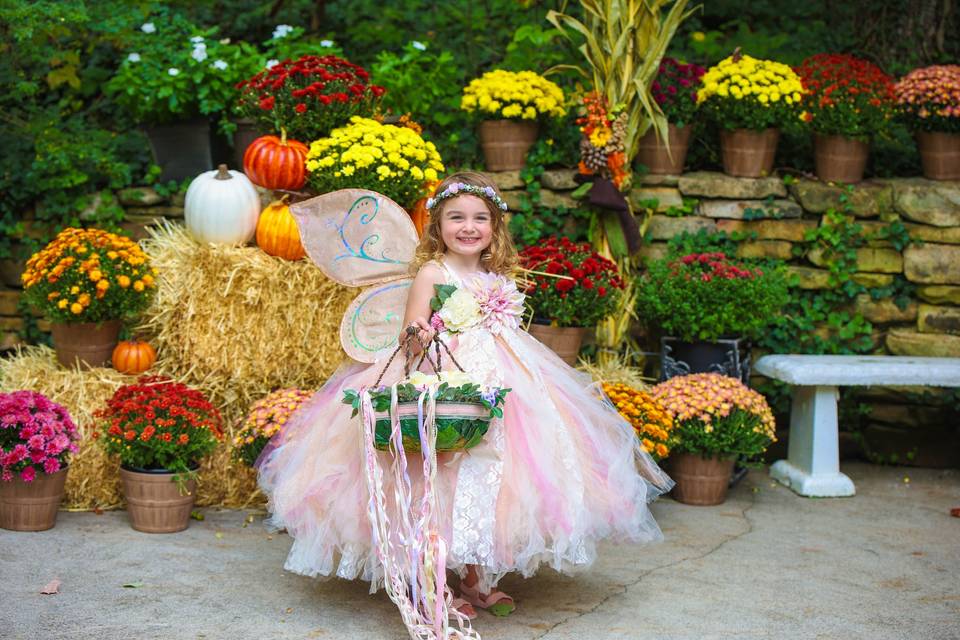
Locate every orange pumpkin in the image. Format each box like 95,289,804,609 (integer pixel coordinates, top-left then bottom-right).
256,200,307,260
112,340,157,375
243,130,308,191
410,196,429,238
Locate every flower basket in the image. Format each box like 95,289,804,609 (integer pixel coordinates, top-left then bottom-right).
636,123,693,175
813,134,870,184
461,69,566,172
668,453,735,506
527,323,588,366
0,467,68,531
120,466,196,533
796,54,896,184
915,131,960,180
22,227,157,369
343,331,508,453
372,401,491,452
0,391,79,530
651,372,777,506
50,319,123,369
719,128,780,177
478,119,539,171
894,65,960,180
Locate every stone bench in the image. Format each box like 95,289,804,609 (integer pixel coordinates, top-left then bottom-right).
753,355,960,497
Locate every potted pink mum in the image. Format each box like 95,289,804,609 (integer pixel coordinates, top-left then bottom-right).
651,373,776,506
0,390,80,531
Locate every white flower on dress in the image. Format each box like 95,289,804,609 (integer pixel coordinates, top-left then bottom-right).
272,24,294,39
212,59,228,70
167,67,180,76
127,52,141,63
320,39,334,47
438,288,482,332
412,41,427,51
141,22,156,34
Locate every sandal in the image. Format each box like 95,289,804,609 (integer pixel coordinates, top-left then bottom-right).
450,597,477,620
459,582,516,617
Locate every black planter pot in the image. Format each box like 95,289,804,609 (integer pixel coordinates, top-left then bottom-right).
232,118,263,171
660,336,751,384
145,119,214,182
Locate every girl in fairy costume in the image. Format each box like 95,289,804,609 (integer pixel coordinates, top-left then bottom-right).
257,171,672,630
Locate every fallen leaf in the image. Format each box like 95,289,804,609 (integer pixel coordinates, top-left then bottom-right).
903,477,910,484
40,579,60,595
950,507,960,518
122,581,144,588
190,511,205,521
285,607,294,614
215,531,223,539
93,507,103,516
246,514,255,523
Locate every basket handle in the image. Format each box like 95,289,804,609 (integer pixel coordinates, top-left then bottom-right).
373,326,466,388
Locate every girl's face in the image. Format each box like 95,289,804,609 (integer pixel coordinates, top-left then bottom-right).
439,194,494,258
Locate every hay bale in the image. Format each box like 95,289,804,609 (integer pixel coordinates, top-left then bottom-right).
578,354,652,390
0,346,127,509
1,222,356,509
135,222,355,507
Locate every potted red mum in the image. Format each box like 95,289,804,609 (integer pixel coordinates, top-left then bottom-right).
637,57,706,175
796,53,896,183
519,236,625,364
0,391,80,531
94,376,223,533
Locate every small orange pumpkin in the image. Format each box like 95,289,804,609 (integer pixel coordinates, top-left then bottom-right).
112,340,157,375
243,129,308,191
256,199,307,260
409,196,429,238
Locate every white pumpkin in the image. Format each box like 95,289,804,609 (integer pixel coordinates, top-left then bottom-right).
184,164,261,244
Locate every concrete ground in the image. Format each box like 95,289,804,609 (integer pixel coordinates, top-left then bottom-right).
1,462,958,640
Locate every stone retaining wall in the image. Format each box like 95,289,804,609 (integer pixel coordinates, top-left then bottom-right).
2,172,958,465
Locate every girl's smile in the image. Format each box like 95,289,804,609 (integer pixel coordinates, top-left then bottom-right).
440,194,493,257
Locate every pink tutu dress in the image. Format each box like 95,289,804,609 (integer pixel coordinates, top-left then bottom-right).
256,259,673,591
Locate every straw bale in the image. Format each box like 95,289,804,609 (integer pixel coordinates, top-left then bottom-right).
0,346,128,509
133,221,354,506
578,355,652,390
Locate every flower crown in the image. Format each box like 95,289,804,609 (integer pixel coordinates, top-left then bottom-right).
426,182,509,213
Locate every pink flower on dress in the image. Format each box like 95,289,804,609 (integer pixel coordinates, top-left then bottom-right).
464,272,526,335
429,312,446,333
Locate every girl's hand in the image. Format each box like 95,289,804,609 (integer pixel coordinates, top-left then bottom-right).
403,319,435,351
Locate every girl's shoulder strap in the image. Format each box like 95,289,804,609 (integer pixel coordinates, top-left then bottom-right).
422,258,457,285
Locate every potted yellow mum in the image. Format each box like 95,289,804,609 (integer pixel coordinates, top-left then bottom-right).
697,52,805,177
461,69,566,171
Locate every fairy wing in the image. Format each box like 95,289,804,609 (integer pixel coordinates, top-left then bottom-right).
290,189,419,362
290,188,419,287
340,279,413,362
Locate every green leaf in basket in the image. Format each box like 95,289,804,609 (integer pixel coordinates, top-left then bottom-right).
435,425,461,450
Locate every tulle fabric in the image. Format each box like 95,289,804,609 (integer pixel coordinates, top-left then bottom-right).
256,269,673,591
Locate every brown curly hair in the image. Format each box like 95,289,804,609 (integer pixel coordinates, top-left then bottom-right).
410,171,519,276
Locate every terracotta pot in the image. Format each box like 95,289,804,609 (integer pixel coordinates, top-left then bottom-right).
814,134,869,184
636,123,693,175
120,467,197,533
50,319,123,369
528,323,587,366
719,128,780,178
478,120,539,171
669,453,735,506
0,467,68,531
916,131,960,181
